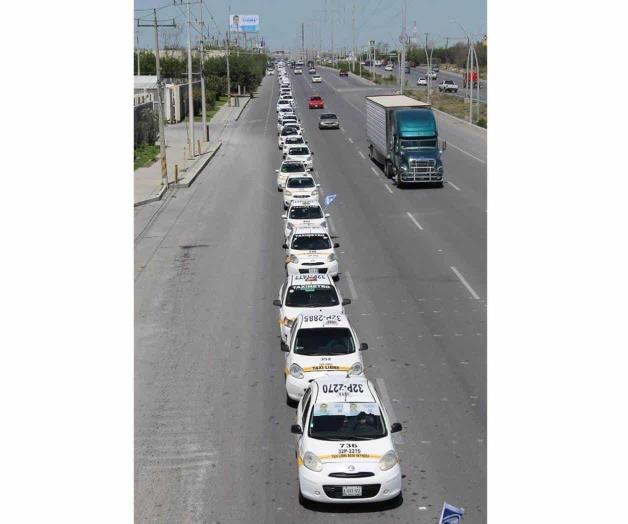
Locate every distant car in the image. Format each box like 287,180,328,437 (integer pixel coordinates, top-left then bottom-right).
384,64,393,71
308,96,324,110
308,68,316,74
276,99,292,112
416,77,427,86
438,79,458,93
404,66,410,74
318,113,339,130
311,75,322,83
266,69,275,75
339,70,349,77
284,145,314,171
427,70,437,80
294,68,303,74
432,64,440,72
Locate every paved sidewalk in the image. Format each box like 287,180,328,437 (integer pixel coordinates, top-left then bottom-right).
134,95,250,206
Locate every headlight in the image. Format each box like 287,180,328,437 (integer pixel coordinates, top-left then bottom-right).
282,317,295,328
327,253,336,262
284,190,292,196
286,222,294,230
349,361,363,376
289,363,304,379
312,190,319,196
401,165,408,171
378,450,399,471
289,254,300,264
302,451,323,472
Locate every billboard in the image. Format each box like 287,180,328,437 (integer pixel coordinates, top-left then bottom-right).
229,14,259,33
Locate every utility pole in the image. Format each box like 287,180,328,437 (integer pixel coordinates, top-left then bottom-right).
185,1,195,156
199,0,207,143
137,11,175,187
135,23,141,76
227,5,231,107
424,32,432,103
301,22,304,62
351,4,356,72
400,0,406,94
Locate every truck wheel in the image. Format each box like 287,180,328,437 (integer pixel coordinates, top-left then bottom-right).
396,172,404,188
384,161,391,178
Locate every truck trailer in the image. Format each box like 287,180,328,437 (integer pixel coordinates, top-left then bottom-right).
365,95,446,187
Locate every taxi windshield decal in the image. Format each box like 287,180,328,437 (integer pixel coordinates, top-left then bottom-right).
314,402,380,417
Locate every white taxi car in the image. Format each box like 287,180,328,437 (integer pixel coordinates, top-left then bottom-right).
283,225,339,278
277,99,292,112
284,145,314,171
276,161,308,191
282,201,329,238
278,126,303,149
282,135,307,156
312,75,322,83
282,175,319,209
282,313,366,403
274,274,350,344
292,375,403,504
277,115,299,134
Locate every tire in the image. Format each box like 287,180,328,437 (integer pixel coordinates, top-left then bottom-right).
332,274,339,282
286,394,298,408
396,171,404,189
435,181,444,188
384,161,390,178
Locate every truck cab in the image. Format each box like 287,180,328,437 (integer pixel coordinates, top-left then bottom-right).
389,109,445,187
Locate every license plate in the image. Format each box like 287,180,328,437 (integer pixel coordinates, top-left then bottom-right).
308,268,318,274
342,486,362,497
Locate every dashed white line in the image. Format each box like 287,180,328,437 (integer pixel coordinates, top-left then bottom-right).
450,266,480,300
375,378,405,445
447,180,462,191
370,166,380,177
340,126,346,133
447,142,486,164
347,137,354,143
358,151,365,159
383,184,393,194
344,271,358,300
406,212,423,231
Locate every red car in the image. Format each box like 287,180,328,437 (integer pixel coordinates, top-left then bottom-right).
308,95,324,109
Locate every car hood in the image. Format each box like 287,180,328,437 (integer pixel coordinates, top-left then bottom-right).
305,438,393,464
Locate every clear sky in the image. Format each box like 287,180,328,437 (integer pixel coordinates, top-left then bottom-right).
134,0,486,51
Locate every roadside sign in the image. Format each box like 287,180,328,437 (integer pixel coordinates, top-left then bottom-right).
438,502,465,524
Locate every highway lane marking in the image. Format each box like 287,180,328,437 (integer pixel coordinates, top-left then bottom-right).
447,142,486,164
406,212,424,231
383,183,393,194
358,151,365,159
447,181,462,191
347,137,354,143
375,378,405,445
340,126,345,132
344,271,358,300
370,166,381,178
263,76,275,134
450,266,481,300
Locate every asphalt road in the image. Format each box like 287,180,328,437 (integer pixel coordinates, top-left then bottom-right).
135,65,486,523
367,64,488,103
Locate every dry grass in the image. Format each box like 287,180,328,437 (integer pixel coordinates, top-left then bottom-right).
406,89,487,127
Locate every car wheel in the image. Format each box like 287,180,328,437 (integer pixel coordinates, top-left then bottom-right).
286,394,298,408
332,275,340,282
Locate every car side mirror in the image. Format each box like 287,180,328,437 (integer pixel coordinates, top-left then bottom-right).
281,341,289,352
311,152,314,155
360,342,369,351
316,183,320,187
391,422,403,433
275,169,279,173
342,298,352,306
333,243,340,248
283,154,286,158
282,243,288,249
273,299,282,306
281,214,287,219
291,424,303,434
325,213,330,218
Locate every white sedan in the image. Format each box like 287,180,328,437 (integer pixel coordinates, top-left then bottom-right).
312,75,322,83
282,175,319,209
278,126,303,149
277,99,293,112
282,314,365,402
384,64,393,71
284,145,313,171
273,274,349,344
283,225,338,278
276,161,308,191
416,77,427,86
292,375,403,505
282,200,329,238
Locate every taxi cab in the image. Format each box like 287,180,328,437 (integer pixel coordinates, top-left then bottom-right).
278,125,303,149
275,161,308,192
282,313,367,404
283,225,339,278
284,145,314,171
282,174,319,209
273,274,350,344
282,201,329,239
291,376,403,505
282,135,307,156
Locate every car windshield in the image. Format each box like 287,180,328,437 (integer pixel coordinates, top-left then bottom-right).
289,206,323,219
309,402,387,440
282,128,299,136
289,147,309,156
282,163,306,173
294,327,354,356
287,177,314,189
285,285,339,307
400,138,437,150
285,137,303,145
291,234,330,250
320,114,337,120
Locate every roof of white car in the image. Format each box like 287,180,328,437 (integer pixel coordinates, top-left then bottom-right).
313,376,376,404
291,224,328,236
296,312,351,331
288,146,310,153
287,274,334,286
288,200,321,209
281,160,306,168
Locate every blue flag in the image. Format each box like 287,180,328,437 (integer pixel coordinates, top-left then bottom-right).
324,194,337,208
439,502,464,524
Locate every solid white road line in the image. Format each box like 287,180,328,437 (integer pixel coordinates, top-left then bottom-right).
406,212,424,231
358,151,365,159
448,181,462,191
375,378,405,445
347,137,354,143
344,271,358,300
450,266,480,300
447,142,486,164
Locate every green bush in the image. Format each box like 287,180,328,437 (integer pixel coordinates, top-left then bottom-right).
134,107,158,148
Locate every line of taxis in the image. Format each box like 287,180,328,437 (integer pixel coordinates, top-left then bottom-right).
270,61,404,507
